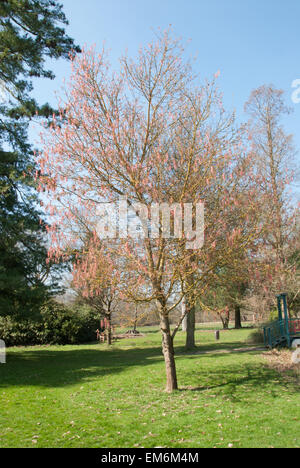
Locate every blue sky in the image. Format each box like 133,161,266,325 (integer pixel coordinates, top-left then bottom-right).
31,0,300,170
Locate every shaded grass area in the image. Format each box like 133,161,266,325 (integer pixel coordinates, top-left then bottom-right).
0,326,299,448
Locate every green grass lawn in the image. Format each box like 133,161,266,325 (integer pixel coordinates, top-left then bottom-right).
0,325,299,448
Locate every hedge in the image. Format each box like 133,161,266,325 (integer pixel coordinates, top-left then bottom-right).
0,302,99,346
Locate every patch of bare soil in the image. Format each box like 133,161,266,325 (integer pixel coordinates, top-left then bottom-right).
262,349,300,385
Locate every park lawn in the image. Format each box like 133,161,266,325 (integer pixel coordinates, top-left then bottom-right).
0,326,299,448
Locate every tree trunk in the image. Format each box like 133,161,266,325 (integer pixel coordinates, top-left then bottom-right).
183,266,196,350
106,314,112,345
181,297,187,332
133,304,138,333
234,305,242,329
221,309,230,329
222,319,229,330
185,301,196,350
160,312,178,392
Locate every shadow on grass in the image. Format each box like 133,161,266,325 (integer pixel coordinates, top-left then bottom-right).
0,345,163,389
175,341,262,355
178,355,299,399
1,341,294,398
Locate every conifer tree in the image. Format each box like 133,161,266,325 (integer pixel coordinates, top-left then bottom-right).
0,0,80,316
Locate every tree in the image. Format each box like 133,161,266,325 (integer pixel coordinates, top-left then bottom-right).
244,85,299,315
198,285,231,329
72,239,122,346
117,301,149,333
0,0,80,316
39,31,264,392
213,257,249,329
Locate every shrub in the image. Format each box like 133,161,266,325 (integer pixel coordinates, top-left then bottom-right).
0,301,99,346
246,327,265,345
0,316,45,346
269,309,279,322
